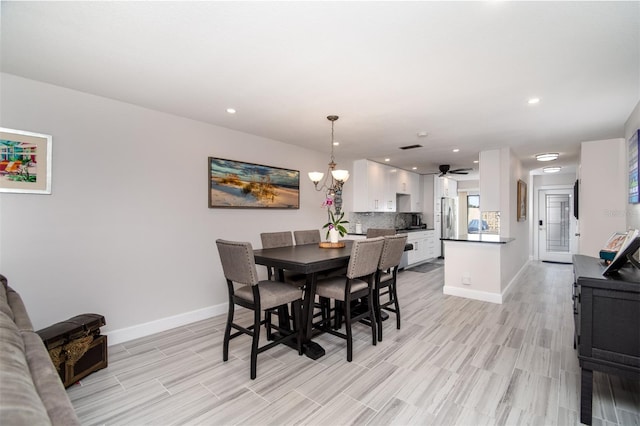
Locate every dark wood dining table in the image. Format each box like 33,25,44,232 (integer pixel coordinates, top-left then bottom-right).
253,240,353,359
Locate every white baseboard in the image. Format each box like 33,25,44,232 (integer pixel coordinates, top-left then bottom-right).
105,302,228,346
443,285,503,304
442,260,531,304
501,260,530,300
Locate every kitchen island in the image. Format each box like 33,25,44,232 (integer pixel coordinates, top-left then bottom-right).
441,234,517,303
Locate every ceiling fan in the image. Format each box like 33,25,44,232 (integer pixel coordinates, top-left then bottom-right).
427,164,473,177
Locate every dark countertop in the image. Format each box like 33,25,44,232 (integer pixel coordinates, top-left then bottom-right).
347,228,435,237
441,234,515,244
396,227,435,233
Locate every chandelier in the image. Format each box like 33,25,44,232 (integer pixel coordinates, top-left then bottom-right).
308,115,350,214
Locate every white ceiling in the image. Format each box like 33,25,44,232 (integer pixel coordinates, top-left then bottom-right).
1,1,638,177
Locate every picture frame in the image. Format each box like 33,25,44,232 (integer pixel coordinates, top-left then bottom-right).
629,128,639,204
517,179,527,221
0,127,52,194
208,157,300,209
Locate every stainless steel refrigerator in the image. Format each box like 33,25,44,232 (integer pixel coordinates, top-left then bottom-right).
441,197,457,258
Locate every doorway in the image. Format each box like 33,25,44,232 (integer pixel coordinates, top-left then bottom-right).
537,188,577,263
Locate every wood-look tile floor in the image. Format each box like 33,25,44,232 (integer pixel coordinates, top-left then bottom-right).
67,261,640,425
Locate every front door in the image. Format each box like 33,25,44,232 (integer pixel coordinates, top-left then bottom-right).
538,188,577,263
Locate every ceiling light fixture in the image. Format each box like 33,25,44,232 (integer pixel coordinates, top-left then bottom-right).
308,115,350,215
543,166,562,173
528,98,540,104
226,108,236,114
453,148,460,153
412,167,417,170
384,158,390,162
535,152,559,162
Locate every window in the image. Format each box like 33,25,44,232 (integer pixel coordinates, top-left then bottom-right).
467,195,484,233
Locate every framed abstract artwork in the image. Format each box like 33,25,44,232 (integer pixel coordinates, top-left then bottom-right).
629,129,639,204
208,157,300,209
0,127,52,194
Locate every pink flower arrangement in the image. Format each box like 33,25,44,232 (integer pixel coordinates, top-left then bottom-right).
322,197,333,208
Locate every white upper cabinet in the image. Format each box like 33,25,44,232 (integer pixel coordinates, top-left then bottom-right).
353,159,391,211
352,160,420,212
396,169,419,197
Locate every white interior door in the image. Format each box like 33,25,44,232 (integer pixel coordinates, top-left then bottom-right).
538,188,577,263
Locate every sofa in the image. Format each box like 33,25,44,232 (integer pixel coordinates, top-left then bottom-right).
0,274,80,425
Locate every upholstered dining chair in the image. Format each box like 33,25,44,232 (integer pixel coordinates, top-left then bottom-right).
260,231,294,280
293,229,321,245
215,239,303,379
374,234,408,341
312,237,385,362
366,228,396,238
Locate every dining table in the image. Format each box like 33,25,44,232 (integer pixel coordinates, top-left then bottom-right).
253,240,353,359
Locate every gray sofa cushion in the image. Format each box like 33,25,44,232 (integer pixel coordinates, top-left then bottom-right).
0,278,80,426
22,330,81,425
0,311,52,425
0,276,14,320
8,287,34,331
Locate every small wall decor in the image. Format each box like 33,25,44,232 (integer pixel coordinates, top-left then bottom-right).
628,129,639,204
208,157,300,209
517,179,527,221
0,127,52,194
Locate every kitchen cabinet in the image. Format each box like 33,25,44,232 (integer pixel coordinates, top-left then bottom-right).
396,169,419,195
352,159,396,212
404,230,436,266
424,230,436,259
352,159,422,212
396,169,421,212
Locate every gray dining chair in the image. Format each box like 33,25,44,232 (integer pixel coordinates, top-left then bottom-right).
259,231,306,332
374,234,407,341
293,229,321,245
216,239,303,379
260,231,294,280
366,228,396,238
312,237,385,362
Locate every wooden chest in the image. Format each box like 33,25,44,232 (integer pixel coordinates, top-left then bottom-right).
37,313,108,388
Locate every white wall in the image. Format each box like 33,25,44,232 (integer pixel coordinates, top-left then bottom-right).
579,138,627,257
501,148,528,290
0,73,346,340
626,100,640,230
479,149,501,211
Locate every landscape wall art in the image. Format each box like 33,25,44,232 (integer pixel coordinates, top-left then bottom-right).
208,157,300,209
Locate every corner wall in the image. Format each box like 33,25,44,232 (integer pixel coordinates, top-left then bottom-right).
0,73,343,340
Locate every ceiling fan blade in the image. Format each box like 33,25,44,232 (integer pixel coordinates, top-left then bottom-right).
450,168,473,173
450,171,469,175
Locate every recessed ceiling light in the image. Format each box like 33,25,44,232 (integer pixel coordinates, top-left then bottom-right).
333,141,340,146
412,167,417,170
384,158,390,162
226,108,236,114
543,166,561,173
453,148,460,153
535,152,559,162
417,131,428,137
473,160,479,164
528,98,540,104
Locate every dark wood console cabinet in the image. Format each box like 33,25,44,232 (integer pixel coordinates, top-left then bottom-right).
572,255,640,425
